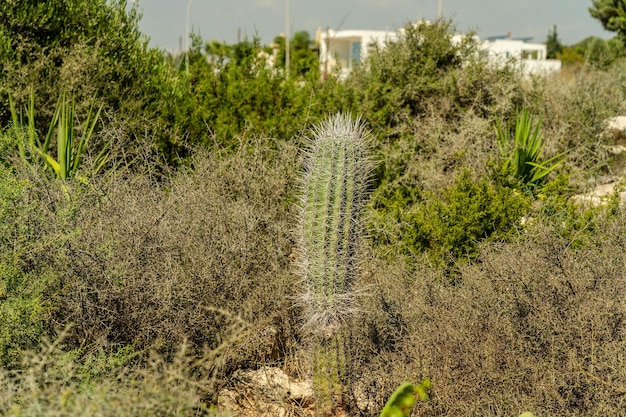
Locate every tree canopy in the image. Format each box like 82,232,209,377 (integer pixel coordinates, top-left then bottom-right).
0,0,183,159
545,25,563,59
589,0,626,42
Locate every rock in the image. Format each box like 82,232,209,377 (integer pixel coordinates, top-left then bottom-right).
604,144,626,155
218,366,314,417
605,116,626,133
571,181,626,207
352,382,376,413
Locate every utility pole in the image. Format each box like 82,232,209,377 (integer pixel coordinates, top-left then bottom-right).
186,0,194,75
437,0,442,19
285,0,290,79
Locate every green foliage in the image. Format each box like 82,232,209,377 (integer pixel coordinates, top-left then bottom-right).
0,0,141,54
589,0,626,43
379,380,431,417
0,266,52,367
45,93,104,180
205,40,230,66
578,35,626,67
181,36,350,149
545,25,563,59
585,37,613,67
0,0,182,161
348,20,485,142
9,91,106,180
557,35,625,68
370,170,529,268
0,170,54,367
539,180,625,250
272,30,319,78
496,108,567,189
559,45,585,65
421,172,529,264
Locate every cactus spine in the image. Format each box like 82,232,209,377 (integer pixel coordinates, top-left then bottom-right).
296,112,371,336
296,113,371,414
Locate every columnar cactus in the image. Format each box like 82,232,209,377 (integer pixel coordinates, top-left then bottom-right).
295,113,372,414
296,112,372,338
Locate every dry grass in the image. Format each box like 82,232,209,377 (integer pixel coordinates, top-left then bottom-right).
47,138,302,370
349,209,626,416
534,65,626,186
0,329,229,416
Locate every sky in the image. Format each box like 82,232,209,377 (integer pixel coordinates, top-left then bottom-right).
132,0,613,53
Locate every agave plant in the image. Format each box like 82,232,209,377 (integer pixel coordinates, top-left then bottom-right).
9,91,106,181
495,108,567,188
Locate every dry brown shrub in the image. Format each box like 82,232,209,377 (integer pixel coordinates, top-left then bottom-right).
0,330,228,416
374,109,500,203
419,112,497,192
52,138,302,370
532,66,626,186
349,210,626,416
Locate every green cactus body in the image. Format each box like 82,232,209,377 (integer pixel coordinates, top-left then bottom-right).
297,112,371,336
296,113,371,415
311,333,348,414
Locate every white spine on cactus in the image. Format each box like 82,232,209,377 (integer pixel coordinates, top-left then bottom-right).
295,112,372,337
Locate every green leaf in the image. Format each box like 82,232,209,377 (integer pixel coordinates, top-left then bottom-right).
379,379,431,417
495,108,567,189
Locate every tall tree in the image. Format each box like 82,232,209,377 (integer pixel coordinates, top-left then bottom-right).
205,40,229,66
589,0,626,43
273,30,318,78
546,24,563,59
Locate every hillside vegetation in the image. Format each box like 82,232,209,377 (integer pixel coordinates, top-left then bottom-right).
1,2,625,416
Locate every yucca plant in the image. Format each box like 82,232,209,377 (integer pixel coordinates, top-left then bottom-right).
295,113,372,414
8,91,39,165
9,91,106,181
495,108,567,188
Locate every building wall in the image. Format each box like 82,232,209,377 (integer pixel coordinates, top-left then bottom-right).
481,39,561,74
318,27,561,78
319,29,396,78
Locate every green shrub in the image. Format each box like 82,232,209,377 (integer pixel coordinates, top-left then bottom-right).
0,267,52,367
177,36,353,150
369,169,530,269
0,0,183,162
347,20,521,144
0,168,56,367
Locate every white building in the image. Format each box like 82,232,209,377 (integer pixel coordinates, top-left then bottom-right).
480,36,562,75
318,28,397,79
317,25,561,78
